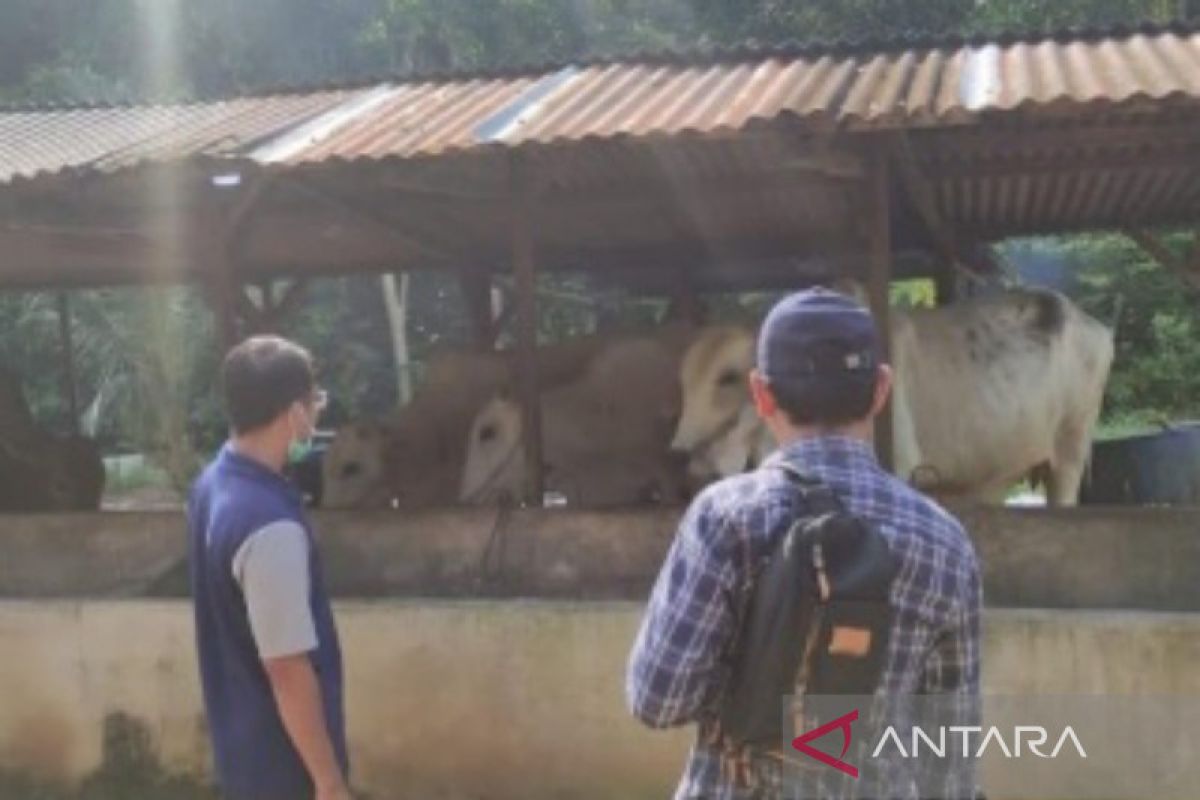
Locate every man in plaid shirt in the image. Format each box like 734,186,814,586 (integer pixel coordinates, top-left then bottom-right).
627,288,982,799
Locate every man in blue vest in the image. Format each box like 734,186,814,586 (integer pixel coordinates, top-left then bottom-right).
189,336,350,800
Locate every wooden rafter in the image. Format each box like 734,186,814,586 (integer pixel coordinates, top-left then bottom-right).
888,133,990,286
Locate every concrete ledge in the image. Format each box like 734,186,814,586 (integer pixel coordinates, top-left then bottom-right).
0,505,1197,610
1,601,1199,798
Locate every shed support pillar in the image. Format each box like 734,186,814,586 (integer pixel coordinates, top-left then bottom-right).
461,269,498,350
866,151,895,472
509,155,545,505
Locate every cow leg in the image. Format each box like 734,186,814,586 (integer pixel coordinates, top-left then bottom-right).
1047,425,1092,507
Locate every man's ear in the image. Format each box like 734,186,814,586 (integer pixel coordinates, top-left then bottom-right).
748,369,777,420
869,365,893,418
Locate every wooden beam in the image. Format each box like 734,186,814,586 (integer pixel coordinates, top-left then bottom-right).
286,176,461,263
866,149,895,472
918,121,1200,158
0,210,418,288
926,151,1200,180
509,154,545,505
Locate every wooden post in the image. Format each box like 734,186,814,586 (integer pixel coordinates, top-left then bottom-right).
664,265,705,324
460,269,497,350
866,149,895,471
55,291,80,435
206,175,273,354
209,261,241,353
509,154,545,505
934,268,958,306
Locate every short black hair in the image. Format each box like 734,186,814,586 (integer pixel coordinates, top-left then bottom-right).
221,336,315,435
767,370,877,428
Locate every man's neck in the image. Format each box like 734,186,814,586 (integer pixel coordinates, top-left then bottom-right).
230,433,286,474
772,419,873,450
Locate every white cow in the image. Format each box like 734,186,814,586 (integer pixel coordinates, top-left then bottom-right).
670,288,1114,506
459,336,690,507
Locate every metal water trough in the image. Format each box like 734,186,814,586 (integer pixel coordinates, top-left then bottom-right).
1081,422,1200,506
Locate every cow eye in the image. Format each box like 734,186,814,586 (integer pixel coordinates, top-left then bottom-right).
341,463,362,479
718,369,740,387
480,424,498,443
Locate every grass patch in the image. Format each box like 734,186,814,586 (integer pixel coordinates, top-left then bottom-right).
102,455,175,495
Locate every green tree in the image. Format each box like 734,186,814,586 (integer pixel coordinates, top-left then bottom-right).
1005,234,1200,431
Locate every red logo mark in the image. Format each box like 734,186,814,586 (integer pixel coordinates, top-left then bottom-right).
791,709,860,778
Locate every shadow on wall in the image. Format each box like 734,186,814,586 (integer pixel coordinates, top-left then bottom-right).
0,713,215,800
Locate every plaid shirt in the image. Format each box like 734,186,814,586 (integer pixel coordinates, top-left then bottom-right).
627,436,982,800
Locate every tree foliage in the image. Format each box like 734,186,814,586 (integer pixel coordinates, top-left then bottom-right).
1004,234,1200,432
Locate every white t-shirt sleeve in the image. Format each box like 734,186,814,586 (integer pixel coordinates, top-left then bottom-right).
231,520,319,660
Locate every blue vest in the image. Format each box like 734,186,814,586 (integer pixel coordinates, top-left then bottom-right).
188,445,347,799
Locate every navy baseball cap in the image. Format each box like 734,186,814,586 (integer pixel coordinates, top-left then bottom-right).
757,288,881,385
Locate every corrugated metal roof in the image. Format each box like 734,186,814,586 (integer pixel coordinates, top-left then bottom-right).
0,89,371,183
4,27,1200,185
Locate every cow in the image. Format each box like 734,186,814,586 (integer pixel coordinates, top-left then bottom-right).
459,335,691,507
670,288,1114,506
322,328,685,508
321,349,513,509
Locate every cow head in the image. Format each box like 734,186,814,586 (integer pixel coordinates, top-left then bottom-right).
322,420,392,508
459,395,526,505
670,326,763,482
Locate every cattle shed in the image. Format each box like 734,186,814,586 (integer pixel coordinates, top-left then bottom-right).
7,26,1200,797
4,23,1200,497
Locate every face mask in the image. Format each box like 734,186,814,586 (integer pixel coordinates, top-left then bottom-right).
287,437,313,465
287,405,315,464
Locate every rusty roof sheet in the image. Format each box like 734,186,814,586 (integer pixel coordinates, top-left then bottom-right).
5,27,1200,183
0,88,371,183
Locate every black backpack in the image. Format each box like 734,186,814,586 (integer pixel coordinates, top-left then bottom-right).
702,465,899,789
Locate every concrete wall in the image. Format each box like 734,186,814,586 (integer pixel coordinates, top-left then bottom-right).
1,505,1198,609
2,600,1200,799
